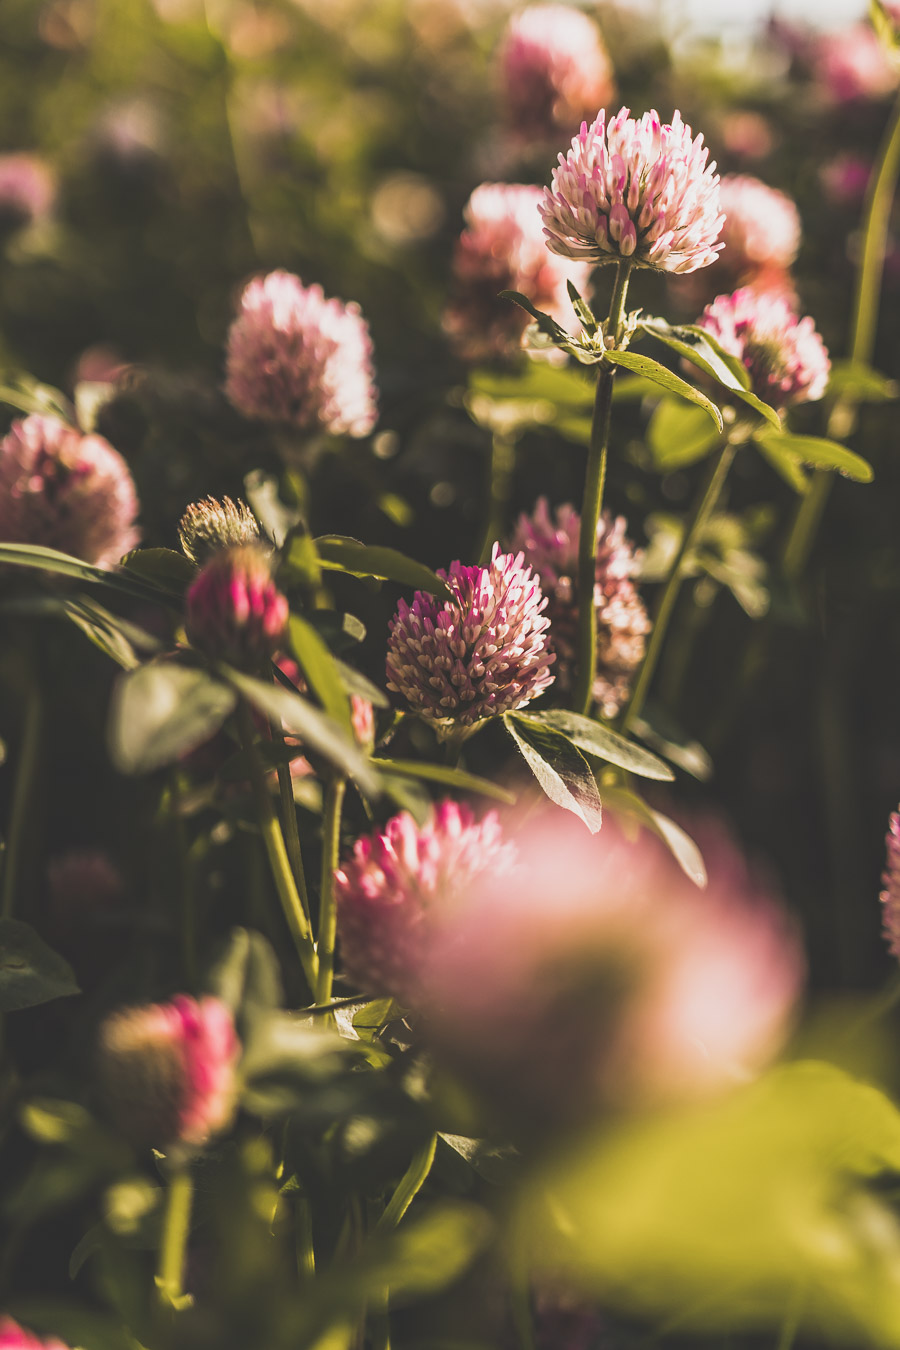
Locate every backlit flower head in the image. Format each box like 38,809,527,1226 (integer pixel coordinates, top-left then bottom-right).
225,270,377,436
717,174,800,277
386,543,555,735
335,801,517,1003
695,286,830,410
0,414,140,567
444,182,590,364
185,543,289,670
880,809,900,959
0,154,55,233
497,5,615,144
97,995,240,1152
511,498,649,718
178,494,262,564
540,107,724,273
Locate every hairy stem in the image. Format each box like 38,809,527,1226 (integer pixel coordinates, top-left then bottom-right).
573,260,633,715
314,775,346,1006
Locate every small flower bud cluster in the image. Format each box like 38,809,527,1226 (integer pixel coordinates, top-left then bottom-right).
178,495,262,564
185,544,289,670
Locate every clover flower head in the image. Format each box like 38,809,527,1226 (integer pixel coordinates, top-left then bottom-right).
540,107,725,273
178,494,262,564
880,809,900,960
185,543,289,670
511,498,650,718
498,5,615,143
816,24,897,103
695,286,830,410
335,801,518,1003
386,543,555,734
444,182,590,363
0,414,140,567
97,995,240,1152
718,174,801,276
225,269,377,437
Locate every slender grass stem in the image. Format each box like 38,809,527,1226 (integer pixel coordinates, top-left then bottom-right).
271,718,312,927
314,775,346,1006
1,679,42,921
376,1133,437,1232
155,1165,194,1310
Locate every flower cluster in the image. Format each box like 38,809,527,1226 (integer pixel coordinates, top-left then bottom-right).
0,414,140,567
335,801,517,1004
497,5,615,144
386,543,555,734
225,270,377,437
444,182,589,364
510,498,649,718
185,543,289,670
695,287,830,410
540,107,725,274
179,495,262,564
97,995,240,1152
881,809,900,959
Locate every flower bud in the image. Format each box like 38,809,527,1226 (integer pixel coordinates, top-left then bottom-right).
178,495,262,565
185,544,289,670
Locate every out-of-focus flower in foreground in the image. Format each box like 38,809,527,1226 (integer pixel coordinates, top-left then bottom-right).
97,995,240,1152
0,1320,70,1350
0,153,55,233
185,543,288,670
0,414,140,567
540,107,724,274
497,5,615,144
386,543,555,736
695,287,830,411
421,810,802,1122
178,494,262,564
335,801,517,1004
444,182,589,364
511,498,649,719
225,270,377,437
880,808,900,959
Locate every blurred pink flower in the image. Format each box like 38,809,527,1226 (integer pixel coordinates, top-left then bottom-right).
540,107,724,274
351,694,375,750
880,809,900,959
695,286,830,410
97,994,240,1152
719,111,775,163
0,1321,70,1350
717,174,800,277
0,414,140,567
815,24,897,103
47,849,124,926
185,543,288,670
386,543,555,735
510,498,649,718
497,5,615,144
421,809,802,1120
335,801,517,1002
820,153,871,207
443,182,590,363
225,270,377,436
0,154,55,231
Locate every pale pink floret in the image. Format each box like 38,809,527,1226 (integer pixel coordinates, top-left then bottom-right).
444,182,590,363
816,24,897,104
695,286,830,411
0,414,140,567
225,270,377,436
0,154,55,230
185,543,289,670
97,995,240,1151
498,5,615,143
540,107,725,274
510,498,649,718
717,175,800,277
880,810,900,959
386,542,555,733
421,810,802,1118
335,801,517,1003
0,1321,70,1350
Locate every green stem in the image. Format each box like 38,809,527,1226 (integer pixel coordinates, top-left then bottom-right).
376,1133,437,1232
156,1165,194,1309
621,438,736,734
238,701,318,991
295,1194,316,1278
478,431,517,565
1,679,42,921
314,775,346,1006
573,261,633,715
271,719,312,928
782,87,900,581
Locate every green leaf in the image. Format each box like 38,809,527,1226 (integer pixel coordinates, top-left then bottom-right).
0,543,171,603
641,320,782,427
373,757,517,803
334,659,390,709
504,714,603,832
673,323,753,391
754,430,874,483
0,376,73,421
224,669,381,797
281,527,323,591
526,710,674,781
107,662,236,773
567,280,598,334
598,785,707,886
754,437,811,494
602,350,723,431
120,547,197,595
314,536,452,600
288,613,353,730
827,358,899,402
205,927,283,1016
469,363,593,408
648,397,721,471
498,290,569,343
0,920,80,1011
60,596,162,670
611,374,664,401
629,715,713,782
307,609,367,651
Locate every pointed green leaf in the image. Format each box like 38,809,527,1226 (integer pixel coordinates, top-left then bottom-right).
754,430,874,483
602,351,723,431
669,322,752,390
469,364,593,408
314,536,451,600
599,785,707,886
288,613,352,729
567,280,598,334
827,358,898,402
525,710,674,781
648,397,721,471
108,662,236,773
373,757,517,803
0,920,80,1011
0,543,172,603
498,290,570,343
754,437,810,494
504,714,603,832
641,321,782,427
121,548,197,595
